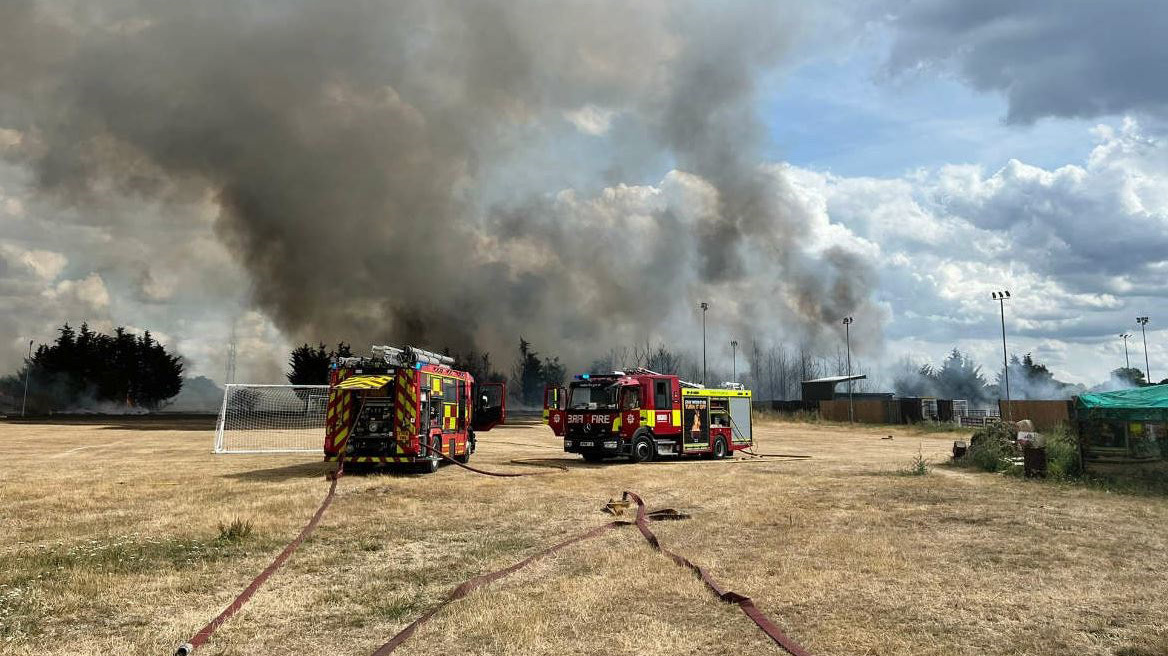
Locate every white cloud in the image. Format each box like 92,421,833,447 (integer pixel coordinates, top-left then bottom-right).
46,273,110,310
0,129,21,149
790,118,1168,385
0,243,67,281
3,197,23,218
563,104,617,136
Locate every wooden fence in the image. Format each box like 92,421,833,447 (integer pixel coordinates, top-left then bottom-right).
998,400,1073,432
819,399,901,424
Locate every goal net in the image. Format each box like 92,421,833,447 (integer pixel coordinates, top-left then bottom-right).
213,384,330,454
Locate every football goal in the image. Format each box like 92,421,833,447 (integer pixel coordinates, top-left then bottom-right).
213,384,330,454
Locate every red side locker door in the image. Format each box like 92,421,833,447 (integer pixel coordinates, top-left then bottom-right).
542,384,564,421
472,382,507,432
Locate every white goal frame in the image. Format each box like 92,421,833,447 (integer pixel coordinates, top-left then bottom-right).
213,384,331,454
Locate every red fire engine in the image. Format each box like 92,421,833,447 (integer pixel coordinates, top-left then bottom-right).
324,345,506,472
543,368,753,463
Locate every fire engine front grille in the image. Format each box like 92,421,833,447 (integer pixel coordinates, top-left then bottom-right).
566,424,612,438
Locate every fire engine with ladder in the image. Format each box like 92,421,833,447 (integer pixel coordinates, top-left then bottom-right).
324,345,506,472
543,368,753,463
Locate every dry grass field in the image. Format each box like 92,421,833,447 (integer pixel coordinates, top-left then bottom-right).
2,415,1167,656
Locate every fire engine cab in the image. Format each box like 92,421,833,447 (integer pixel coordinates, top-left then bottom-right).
324,345,505,472
544,368,753,463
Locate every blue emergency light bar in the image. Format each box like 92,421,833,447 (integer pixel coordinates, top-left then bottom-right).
574,372,624,381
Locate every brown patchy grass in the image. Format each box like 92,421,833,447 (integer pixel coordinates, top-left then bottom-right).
1,415,1166,655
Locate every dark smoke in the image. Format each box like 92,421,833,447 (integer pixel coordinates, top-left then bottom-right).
0,0,883,370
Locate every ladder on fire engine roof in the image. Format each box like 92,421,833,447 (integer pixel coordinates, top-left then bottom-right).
625,367,704,389
371,344,455,367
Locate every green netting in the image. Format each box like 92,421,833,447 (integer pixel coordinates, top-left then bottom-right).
1076,384,1168,422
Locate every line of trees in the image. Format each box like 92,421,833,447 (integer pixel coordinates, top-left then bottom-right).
0,323,184,413
584,340,875,401
281,337,1158,411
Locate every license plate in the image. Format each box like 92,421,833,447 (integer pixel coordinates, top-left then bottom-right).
579,441,594,447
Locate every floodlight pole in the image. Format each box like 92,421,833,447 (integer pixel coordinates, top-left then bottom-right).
730,340,738,383
700,302,709,385
1137,317,1151,383
1120,333,1132,370
843,317,854,423
993,291,1012,421
20,340,33,417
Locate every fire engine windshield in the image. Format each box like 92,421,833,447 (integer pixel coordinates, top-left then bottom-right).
567,382,619,410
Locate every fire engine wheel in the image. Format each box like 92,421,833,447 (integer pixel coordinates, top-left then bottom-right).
454,444,470,464
420,438,440,473
631,434,655,464
712,437,729,459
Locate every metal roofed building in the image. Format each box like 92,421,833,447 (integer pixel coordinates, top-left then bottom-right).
800,374,867,402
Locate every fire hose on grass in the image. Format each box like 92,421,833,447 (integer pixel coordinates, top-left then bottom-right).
173,467,344,656
175,458,811,655
366,489,811,656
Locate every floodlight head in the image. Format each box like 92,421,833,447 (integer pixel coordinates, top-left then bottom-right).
1121,332,1132,338
1137,316,1149,325
730,340,738,347
842,316,854,324
700,301,709,311
1004,290,1011,298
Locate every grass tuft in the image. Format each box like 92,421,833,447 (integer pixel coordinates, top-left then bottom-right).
899,447,929,476
217,517,254,544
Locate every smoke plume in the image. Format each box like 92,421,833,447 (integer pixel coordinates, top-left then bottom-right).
0,0,883,372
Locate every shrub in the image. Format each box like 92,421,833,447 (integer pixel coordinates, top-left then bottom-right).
1044,424,1083,480
957,421,1017,472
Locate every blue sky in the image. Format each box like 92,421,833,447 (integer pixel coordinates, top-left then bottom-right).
762,36,1103,178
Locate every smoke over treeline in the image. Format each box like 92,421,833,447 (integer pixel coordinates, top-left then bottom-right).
0,0,882,370
893,349,1103,406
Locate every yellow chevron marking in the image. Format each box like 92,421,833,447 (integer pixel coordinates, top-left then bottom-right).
334,375,393,390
